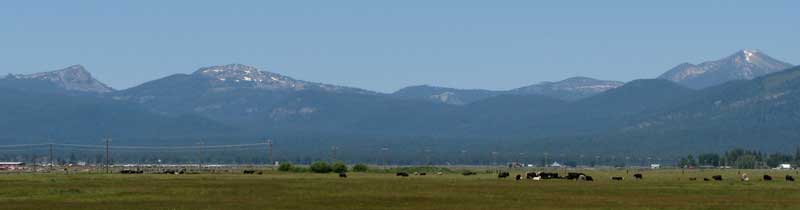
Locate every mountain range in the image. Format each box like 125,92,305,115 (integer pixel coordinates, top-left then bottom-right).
0,50,797,159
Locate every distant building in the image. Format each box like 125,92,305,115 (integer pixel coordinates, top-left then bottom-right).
551,162,563,167
777,164,792,170
650,164,661,169
0,162,25,170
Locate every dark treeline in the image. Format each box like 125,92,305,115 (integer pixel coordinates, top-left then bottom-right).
679,148,800,169
3,144,800,168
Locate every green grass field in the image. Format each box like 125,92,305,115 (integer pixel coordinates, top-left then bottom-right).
1,169,799,210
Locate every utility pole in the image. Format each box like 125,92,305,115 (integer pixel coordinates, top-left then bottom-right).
49,143,54,171
544,152,549,168
381,146,389,169
424,148,431,165
267,139,273,166
461,149,468,165
595,155,601,167
104,138,111,174
331,146,338,163
491,151,498,166
197,140,205,169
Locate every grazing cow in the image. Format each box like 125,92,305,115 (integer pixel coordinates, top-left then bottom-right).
462,171,477,176
339,173,347,178
740,174,749,181
703,178,710,181
763,175,773,181
533,176,541,181
712,175,723,181
537,172,559,179
786,175,795,182
396,172,409,177
689,177,697,181
567,172,586,180
584,176,594,181
633,174,643,180
119,169,143,174
243,170,256,174
526,172,538,179
436,172,443,176
611,176,623,181
498,171,510,178
515,174,522,180
419,172,427,176
413,172,419,176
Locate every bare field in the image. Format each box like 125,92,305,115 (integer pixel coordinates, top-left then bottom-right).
0,169,799,210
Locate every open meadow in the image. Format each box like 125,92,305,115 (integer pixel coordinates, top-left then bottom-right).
1,169,799,210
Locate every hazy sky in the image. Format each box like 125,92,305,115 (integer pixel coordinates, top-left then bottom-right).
1,1,798,93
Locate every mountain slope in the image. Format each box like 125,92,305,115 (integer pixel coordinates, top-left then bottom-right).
0,87,230,141
0,65,113,94
658,50,793,89
392,77,624,105
392,85,501,105
511,77,624,101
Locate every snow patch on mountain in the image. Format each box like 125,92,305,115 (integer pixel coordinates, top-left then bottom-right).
9,65,114,93
658,50,793,89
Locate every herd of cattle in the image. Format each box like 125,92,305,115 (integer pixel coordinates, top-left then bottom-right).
497,171,596,181
118,169,799,183
494,171,798,182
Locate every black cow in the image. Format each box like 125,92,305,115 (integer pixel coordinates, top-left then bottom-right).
515,174,522,180
539,172,559,179
786,175,795,182
419,172,427,176
526,172,537,179
119,169,143,174
584,176,594,181
712,175,723,181
566,172,586,180
396,172,409,177
498,171,510,178
339,173,347,178
703,178,711,181
462,171,477,176
611,176,623,181
633,173,643,180
689,177,697,181
163,169,184,175
243,170,257,174
763,175,773,181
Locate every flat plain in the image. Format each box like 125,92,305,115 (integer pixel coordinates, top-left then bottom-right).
1,169,799,210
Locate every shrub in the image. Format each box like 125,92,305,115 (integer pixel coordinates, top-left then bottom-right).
310,161,332,173
352,163,368,172
332,161,348,173
278,162,293,172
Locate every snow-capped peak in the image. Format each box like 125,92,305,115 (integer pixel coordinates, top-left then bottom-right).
194,64,281,84
191,64,377,94
10,65,114,93
658,49,793,89
741,49,759,62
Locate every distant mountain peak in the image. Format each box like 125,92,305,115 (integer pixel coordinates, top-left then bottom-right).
9,65,113,93
658,49,792,89
193,64,296,85
511,77,624,101
186,64,375,94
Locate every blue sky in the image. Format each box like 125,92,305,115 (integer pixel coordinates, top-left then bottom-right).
1,1,798,92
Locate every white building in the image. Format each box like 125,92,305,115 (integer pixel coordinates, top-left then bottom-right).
0,162,25,170
650,164,661,169
777,164,792,170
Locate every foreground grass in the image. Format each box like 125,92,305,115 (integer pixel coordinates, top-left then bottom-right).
0,169,799,210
